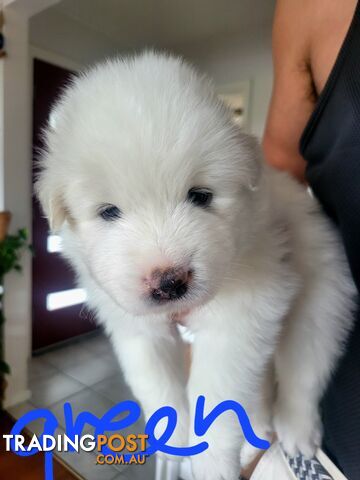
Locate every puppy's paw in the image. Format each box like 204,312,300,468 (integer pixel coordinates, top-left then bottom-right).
240,417,272,468
191,450,240,480
240,440,270,469
273,404,322,458
240,443,259,469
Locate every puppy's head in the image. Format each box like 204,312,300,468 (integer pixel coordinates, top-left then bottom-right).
36,52,262,316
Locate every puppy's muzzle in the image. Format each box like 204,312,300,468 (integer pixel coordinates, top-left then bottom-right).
150,268,191,302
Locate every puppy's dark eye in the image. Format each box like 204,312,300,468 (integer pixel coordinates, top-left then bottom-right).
187,187,213,208
98,204,122,221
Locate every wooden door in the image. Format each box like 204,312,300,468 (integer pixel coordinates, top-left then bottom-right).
32,59,97,352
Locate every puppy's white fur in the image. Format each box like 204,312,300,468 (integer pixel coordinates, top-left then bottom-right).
36,52,355,480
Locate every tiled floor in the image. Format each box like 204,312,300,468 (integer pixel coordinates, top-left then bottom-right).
8,332,156,480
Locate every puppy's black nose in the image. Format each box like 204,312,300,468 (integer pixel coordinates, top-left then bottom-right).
151,270,189,301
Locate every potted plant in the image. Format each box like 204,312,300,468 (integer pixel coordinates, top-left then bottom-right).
0,211,30,407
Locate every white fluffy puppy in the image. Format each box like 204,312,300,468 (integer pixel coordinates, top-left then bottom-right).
36,52,355,480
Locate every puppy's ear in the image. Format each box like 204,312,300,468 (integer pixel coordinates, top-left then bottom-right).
35,174,67,232
239,133,263,191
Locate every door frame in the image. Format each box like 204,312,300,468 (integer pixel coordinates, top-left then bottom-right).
30,46,84,73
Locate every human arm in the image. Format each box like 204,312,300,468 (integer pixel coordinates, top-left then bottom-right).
263,0,315,182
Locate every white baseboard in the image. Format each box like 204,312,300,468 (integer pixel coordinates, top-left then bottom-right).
3,388,31,409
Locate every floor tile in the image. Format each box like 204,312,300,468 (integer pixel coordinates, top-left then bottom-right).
29,357,59,381
91,374,134,404
102,350,121,370
42,342,95,371
30,371,86,407
26,333,155,480
61,355,120,386
56,447,118,480
82,333,112,355
49,388,114,434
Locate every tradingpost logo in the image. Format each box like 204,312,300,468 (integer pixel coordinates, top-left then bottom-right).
3,431,150,466
2,396,270,479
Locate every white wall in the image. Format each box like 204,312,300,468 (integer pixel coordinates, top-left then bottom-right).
29,6,274,136
178,26,273,138
30,7,120,66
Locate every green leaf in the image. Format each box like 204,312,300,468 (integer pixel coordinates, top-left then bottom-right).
18,228,28,240
0,227,31,275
